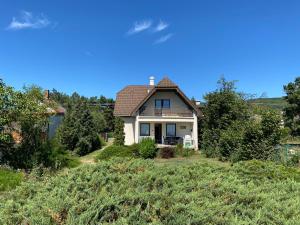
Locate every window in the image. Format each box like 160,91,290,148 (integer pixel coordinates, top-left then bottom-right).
166,123,176,137
140,123,150,136
155,100,162,109
155,99,170,109
163,99,170,108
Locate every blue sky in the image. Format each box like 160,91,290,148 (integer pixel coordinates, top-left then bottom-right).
1,0,300,100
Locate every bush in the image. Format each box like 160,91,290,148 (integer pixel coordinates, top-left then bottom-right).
1,158,300,224
127,143,140,157
96,145,138,161
159,147,175,159
219,122,244,161
175,144,194,157
232,160,300,181
138,138,157,159
286,154,300,167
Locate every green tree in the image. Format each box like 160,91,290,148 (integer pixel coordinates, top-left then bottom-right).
103,108,114,132
0,81,50,168
113,117,125,145
202,77,250,157
58,100,100,155
283,77,300,136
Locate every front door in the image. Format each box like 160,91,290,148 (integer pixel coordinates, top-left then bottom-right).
155,124,162,144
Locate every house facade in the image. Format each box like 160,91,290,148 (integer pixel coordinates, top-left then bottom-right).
114,77,202,149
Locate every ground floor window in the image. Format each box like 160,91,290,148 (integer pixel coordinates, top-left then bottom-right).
140,123,150,136
166,123,176,137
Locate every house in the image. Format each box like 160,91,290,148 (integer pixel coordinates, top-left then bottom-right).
114,77,202,149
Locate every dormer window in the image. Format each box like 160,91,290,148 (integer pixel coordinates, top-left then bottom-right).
155,99,170,109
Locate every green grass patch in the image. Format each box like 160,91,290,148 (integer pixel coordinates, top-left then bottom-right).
0,168,23,192
96,144,139,161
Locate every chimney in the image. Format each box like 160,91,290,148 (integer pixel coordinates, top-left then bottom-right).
149,76,155,86
44,90,50,100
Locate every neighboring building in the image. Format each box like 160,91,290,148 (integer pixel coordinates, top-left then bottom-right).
114,77,202,149
44,90,66,139
47,106,65,139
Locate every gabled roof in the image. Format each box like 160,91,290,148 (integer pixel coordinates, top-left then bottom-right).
156,77,178,88
114,85,154,116
114,77,202,117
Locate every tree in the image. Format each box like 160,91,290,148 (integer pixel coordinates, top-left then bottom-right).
283,77,300,136
103,108,114,132
113,117,125,145
0,81,51,168
201,77,250,157
58,100,100,155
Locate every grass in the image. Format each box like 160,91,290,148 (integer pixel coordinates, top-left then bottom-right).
0,168,23,192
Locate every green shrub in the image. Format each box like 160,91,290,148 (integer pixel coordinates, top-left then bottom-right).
286,154,300,167
232,160,300,182
99,136,107,147
96,145,137,161
0,168,23,192
219,122,244,161
138,138,157,159
1,158,300,224
159,147,175,159
127,143,140,157
175,144,195,157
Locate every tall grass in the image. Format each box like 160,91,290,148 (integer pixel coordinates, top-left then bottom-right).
0,168,23,192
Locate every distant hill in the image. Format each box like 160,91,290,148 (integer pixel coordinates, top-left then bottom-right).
248,97,287,111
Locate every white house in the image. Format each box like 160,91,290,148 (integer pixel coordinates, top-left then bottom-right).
114,77,202,149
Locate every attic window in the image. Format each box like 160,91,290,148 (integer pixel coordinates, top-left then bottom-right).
155,99,170,109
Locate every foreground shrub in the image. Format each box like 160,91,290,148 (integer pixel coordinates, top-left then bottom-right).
232,160,300,182
138,138,157,159
96,145,138,161
159,147,175,158
1,158,300,224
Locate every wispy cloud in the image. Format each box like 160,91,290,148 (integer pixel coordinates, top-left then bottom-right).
154,33,174,44
154,20,169,32
127,20,152,35
7,10,50,30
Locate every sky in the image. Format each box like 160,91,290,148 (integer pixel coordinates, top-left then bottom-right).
1,0,300,100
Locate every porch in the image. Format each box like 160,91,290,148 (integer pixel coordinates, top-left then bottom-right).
134,115,198,149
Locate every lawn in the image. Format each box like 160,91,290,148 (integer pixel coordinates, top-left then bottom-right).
0,168,23,192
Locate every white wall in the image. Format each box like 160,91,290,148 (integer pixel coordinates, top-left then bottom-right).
122,117,135,145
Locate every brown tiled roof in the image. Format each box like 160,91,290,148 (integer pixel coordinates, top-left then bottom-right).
156,77,178,87
114,77,202,117
114,85,154,116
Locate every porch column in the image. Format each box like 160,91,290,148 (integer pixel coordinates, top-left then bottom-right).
135,116,139,143
193,112,198,150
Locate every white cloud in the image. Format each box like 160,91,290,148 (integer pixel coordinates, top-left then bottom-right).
127,20,152,35
154,33,173,44
7,10,50,30
154,20,168,32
